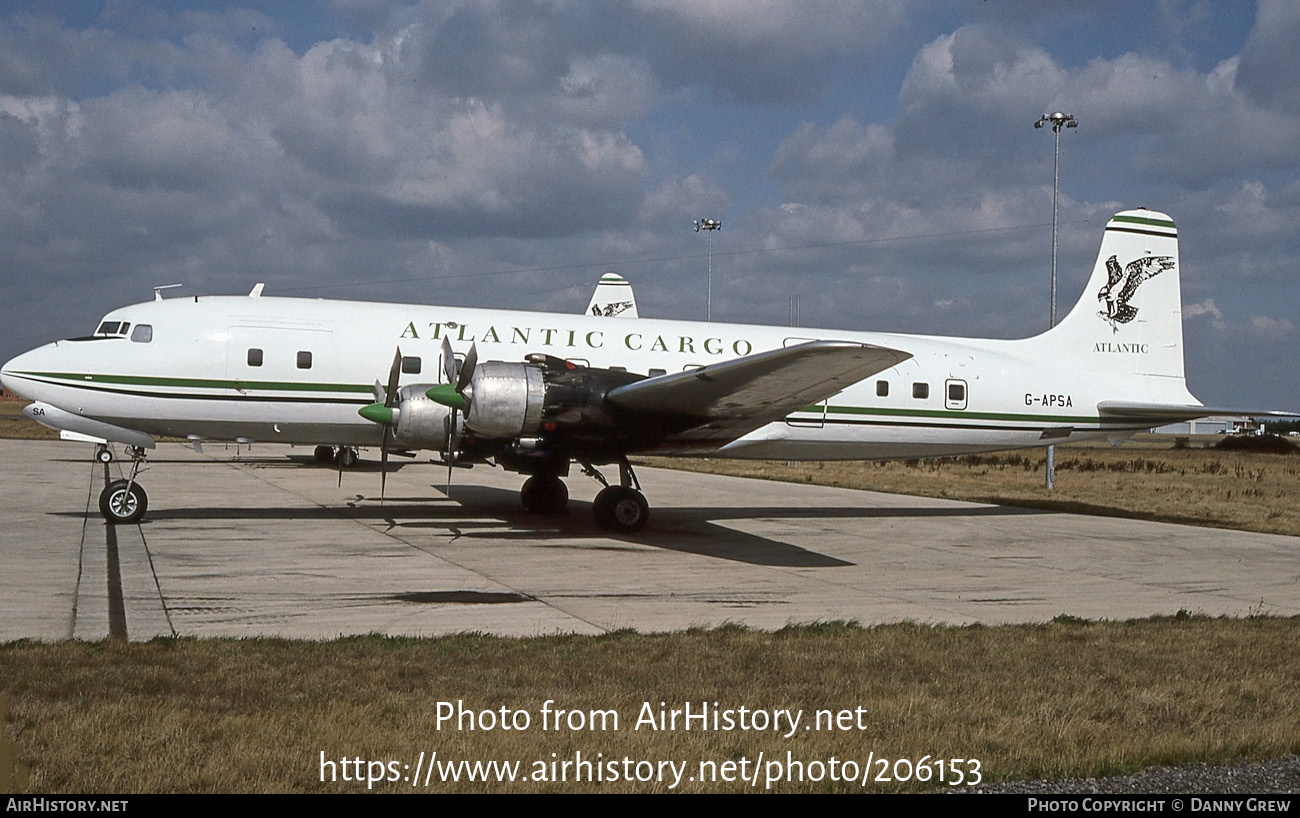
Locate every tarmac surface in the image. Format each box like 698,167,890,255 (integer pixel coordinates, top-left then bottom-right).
2,439,1298,641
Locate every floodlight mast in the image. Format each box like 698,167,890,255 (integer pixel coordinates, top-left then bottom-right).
694,218,722,321
1035,111,1077,491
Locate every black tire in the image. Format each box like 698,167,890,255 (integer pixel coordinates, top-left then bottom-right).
99,480,148,525
521,475,569,514
593,486,649,533
335,447,359,468
313,445,335,464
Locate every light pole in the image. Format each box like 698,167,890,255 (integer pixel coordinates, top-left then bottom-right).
694,218,721,321
1034,111,1077,491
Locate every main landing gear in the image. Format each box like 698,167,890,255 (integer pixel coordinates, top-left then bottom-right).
521,473,569,515
98,446,149,525
585,458,650,534
517,457,650,533
314,445,359,467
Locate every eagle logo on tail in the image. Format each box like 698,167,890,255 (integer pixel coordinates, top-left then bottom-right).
1096,254,1176,327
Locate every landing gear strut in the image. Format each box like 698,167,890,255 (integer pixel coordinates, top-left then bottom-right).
585,458,649,533
98,446,149,524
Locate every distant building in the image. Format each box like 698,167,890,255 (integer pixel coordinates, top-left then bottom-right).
1154,416,1251,435
1,388,25,402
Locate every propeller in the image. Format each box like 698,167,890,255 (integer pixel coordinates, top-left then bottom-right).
356,348,404,501
429,337,478,488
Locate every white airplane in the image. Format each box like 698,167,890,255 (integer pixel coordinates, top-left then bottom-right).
1,209,1273,532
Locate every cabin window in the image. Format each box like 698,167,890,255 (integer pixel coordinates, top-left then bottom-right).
876,380,889,397
945,378,968,411
247,348,263,367
130,324,153,343
912,382,929,400
401,356,421,375
297,351,313,369
97,321,121,336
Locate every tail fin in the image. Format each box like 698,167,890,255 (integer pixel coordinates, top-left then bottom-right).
586,272,639,318
1038,210,1190,392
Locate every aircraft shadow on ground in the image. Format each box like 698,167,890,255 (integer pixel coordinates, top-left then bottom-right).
84,482,1044,569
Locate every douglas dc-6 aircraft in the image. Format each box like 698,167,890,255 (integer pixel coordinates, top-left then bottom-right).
1,209,1271,532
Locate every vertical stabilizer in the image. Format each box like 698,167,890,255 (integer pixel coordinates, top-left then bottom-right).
1040,210,1186,385
586,272,639,318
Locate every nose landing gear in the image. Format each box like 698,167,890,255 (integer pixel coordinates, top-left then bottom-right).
98,446,149,524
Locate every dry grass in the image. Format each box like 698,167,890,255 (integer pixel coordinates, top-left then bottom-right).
644,435,1300,537
0,401,56,440
3,617,1299,793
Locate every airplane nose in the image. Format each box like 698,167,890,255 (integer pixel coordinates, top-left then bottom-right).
1,354,20,397
2,348,39,400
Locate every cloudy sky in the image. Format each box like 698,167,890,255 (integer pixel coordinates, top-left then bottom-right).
1,0,1296,409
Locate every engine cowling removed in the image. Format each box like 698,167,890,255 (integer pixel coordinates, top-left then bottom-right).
433,355,645,444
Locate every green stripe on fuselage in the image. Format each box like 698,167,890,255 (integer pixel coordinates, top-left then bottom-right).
19,371,372,394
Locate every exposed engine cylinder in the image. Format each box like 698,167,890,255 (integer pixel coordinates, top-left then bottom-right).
464,361,546,438
391,384,453,450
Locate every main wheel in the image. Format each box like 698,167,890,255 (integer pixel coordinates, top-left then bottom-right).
99,480,148,524
521,475,569,514
313,445,335,464
335,447,358,468
592,486,649,533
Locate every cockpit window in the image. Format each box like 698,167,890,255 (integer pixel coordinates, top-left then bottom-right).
130,324,153,343
95,321,131,337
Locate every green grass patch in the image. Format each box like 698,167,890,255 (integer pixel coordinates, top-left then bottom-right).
4,617,1299,793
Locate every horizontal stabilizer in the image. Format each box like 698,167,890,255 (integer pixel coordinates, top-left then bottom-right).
1097,401,1296,422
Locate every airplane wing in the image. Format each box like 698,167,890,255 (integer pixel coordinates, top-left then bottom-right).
1097,401,1296,422
606,340,911,450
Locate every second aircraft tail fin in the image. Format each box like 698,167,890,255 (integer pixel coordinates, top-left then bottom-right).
586,272,639,318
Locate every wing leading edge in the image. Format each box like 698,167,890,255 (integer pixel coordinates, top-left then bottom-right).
606,340,911,450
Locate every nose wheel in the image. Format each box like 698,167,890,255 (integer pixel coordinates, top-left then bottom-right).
99,479,148,524
98,446,149,524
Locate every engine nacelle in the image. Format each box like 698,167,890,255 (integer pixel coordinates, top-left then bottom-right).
456,357,644,442
463,361,546,438
391,384,453,450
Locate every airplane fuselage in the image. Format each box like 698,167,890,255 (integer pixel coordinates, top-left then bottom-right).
1,209,1220,529
4,293,1152,461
